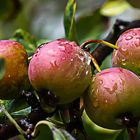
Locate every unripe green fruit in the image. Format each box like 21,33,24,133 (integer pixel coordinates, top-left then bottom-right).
84,67,140,130
28,39,92,104
0,40,29,99
112,28,140,75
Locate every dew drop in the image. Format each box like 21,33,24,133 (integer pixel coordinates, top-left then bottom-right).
113,61,118,65
93,99,99,108
104,83,117,94
105,99,108,103
132,32,137,36
86,70,89,75
79,56,84,62
58,45,65,51
125,35,133,40
132,61,135,65
113,83,118,92
96,88,99,94
122,62,126,66
70,58,74,62
34,53,38,57
113,51,118,57
83,52,91,65
99,80,103,84
50,60,58,68
121,58,126,62
121,47,127,52
121,48,129,56
61,57,66,60
120,78,125,86
136,37,140,40
87,57,91,65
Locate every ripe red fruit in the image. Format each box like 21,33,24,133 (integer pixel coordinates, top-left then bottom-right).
0,40,29,99
112,28,140,75
28,39,92,104
84,67,140,129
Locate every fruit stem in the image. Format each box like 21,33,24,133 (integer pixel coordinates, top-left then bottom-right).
0,104,26,136
87,52,101,72
80,39,117,50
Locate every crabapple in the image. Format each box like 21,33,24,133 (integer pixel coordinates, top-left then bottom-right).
84,67,140,129
28,39,92,104
0,40,29,99
112,28,140,75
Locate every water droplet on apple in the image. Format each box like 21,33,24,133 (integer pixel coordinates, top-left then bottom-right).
93,99,99,108
99,80,103,84
86,70,89,75
50,60,58,68
61,57,66,60
105,99,108,103
121,58,126,62
122,62,126,66
125,35,133,40
58,45,65,51
104,83,118,94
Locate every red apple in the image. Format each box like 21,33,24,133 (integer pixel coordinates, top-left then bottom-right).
28,39,92,104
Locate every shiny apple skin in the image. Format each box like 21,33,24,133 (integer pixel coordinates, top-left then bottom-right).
84,67,140,129
0,40,29,99
112,28,140,75
28,39,92,104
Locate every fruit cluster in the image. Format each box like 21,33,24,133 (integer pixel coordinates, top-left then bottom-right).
84,28,140,130
1,28,140,132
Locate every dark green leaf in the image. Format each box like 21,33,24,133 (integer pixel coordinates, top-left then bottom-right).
82,111,118,140
0,58,5,80
37,39,51,46
10,29,38,56
115,129,129,140
8,96,29,113
76,10,106,44
64,0,77,42
0,0,20,21
32,120,75,140
11,107,31,117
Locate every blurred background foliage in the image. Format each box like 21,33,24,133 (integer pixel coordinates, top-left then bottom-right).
1,0,140,140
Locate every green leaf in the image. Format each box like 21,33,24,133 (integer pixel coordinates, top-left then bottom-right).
32,120,75,140
100,0,130,17
8,96,29,113
10,29,38,56
0,0,16,21
82,111,118,140
76,10,105,44
115,129,129,140
11,107,31,117
0,58,5,80
64,0,77,42
36,39,51,46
